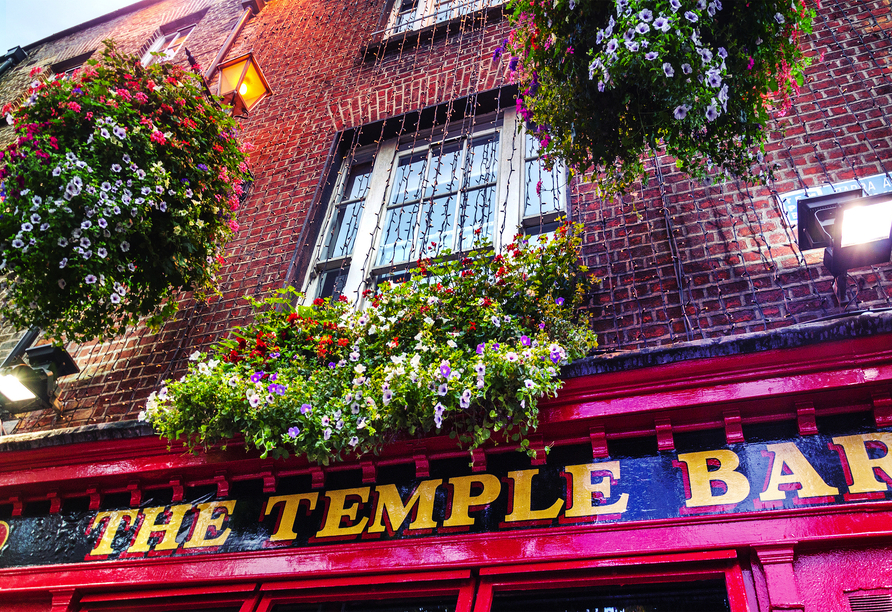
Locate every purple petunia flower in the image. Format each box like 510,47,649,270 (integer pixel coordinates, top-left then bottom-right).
645,51,659,61
556,297,565,306
288,426,300,437
476,343,486,354
300,403,312,414
250,371,264,383
520,335,531,347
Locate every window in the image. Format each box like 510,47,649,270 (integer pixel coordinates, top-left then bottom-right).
304,99,565,302
50,50,96,79
141,24,196,65
385,0,501,35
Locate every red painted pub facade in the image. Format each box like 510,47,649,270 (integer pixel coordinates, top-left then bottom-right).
2,0,892,610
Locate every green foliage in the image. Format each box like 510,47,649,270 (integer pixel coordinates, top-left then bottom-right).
502,0,815,195
0,41,251,343
144,223,598,463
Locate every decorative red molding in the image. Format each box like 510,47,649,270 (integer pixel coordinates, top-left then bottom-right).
655,417,674,451
795,402,817,436
723,409,744,444
873,391,892,428
471,449,486,473
754,543,803,612
589,425,609,459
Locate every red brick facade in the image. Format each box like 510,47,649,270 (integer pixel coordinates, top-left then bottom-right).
1,0,891,431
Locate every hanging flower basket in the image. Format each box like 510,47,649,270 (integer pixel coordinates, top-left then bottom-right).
143,224,598,463
0,42,251,343
500,0,815,195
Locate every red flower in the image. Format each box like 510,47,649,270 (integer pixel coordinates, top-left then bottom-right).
313,298,325,306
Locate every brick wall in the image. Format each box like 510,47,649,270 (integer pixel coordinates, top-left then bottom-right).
3,0,892,432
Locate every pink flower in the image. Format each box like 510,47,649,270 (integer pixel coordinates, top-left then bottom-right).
228,219,240,232
150,131,166,145
67,102,81,113
747,56,755,70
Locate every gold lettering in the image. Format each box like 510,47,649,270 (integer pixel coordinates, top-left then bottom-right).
368,480,441,534
87,510,139,556
760,442,838,501
315,487,370,538
503,469,564,522
182,501,236,549
126,504,191,553
676,450,750,508
833,433,892,494
442,474,501,528
563,462,629,518
264,493,319,542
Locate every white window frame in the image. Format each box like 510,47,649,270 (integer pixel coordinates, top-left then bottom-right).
384,0,501,35
141,24,196,66
303,108,566,303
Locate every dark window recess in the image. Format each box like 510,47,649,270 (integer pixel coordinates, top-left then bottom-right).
740,420,798,444
491,581,730,612
608,435,659,459
817,411,875,437
50,49,96,76
275,599,455,612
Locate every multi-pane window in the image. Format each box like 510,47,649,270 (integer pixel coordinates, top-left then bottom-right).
377,131,498,267
141,24,196,65
304,109,563,302
523,133,563,233
385,0,500,35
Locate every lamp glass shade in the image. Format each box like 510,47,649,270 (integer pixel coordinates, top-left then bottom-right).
217,54,271,114
840,199,892,247
0,374,36,403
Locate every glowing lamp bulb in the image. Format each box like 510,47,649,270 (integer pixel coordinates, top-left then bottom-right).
239,82,248,96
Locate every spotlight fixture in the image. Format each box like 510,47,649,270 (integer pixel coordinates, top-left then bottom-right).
0,331,79,415
797,190,892,300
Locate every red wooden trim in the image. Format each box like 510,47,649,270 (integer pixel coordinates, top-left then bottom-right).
473,579,494,612
78,582,258,602
256,581,470,611
724,562,751,612
478,549,737,576
456,578,476,612
476,567,728,592
261,569,472,591
2,505,890,594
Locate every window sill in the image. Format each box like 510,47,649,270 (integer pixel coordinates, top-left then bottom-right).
362,4,506,59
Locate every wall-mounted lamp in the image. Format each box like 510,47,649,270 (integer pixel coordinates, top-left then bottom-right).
0,334,79,416
215,52,272,116
798,190,892,300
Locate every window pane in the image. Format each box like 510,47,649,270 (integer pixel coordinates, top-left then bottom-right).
322,162,371,261
491,581,730,612
322,200,363,260
391,153,428,205
275,598,455,612
457,186,494,250
378,204,418,266
344,162,372,201
428,141,462,197
418,195,455,255
394,0,419,32
524,158,561,218
317,268,349,299
466,135,498,189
